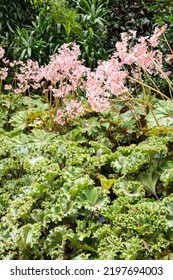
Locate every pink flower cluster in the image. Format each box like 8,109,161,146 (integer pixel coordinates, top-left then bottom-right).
56,100,84,125
113,24,168,76
14,60,42,94
84,24,169,112
0,25,172,125
41,43,89,98
149,24,167,47
86,58,128,112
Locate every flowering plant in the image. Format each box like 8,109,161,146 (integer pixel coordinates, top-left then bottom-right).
1,25,173,260
1,25,173,129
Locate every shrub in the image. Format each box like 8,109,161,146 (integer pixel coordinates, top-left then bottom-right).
0,0,39,55
105,0,156,54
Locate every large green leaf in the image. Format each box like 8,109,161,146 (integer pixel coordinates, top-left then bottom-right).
146,100,173,129
9,111,29,130
16,223,42,249
113,179,145,198
78,186,109,211
29,129,57,145
69,175,94,196
139,170,159,198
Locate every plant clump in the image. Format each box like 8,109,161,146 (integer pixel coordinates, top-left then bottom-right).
1,24,173,260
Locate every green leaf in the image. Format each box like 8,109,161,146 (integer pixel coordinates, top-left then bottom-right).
113,179,145,198
10,133,31,147
29,129,57,145
165,201,173,226
146,100,173,129
89,141,111,155
16,223,41,249
27,47,32,57
139,170,159,198
79,186,109,211
45,226,67,248
9,111,28,130
69,175,93,196
97,174,115,190
163,253,173,260
31,209,49,228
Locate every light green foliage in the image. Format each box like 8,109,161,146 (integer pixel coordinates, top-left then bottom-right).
1,0,173,261
113,179,145,198
111,137,167,175
1,90,173,259
160,160,173,187
51,0,80,29
94,195,173,259
1,126,173,259
0,122,110,259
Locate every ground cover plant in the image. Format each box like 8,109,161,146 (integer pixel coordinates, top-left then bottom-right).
1,25,173,260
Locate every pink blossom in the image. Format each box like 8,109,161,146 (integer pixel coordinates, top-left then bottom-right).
0,27,170,125
149,24,167,47
41,43,89,99
160,71,172,78
165,54,173,64
86,57,127,112
0,67,8,80
48,85,53,91
14,89,22,94
131,69,141,80
0,47,5,59
2,58,10,64
32,83,41,89
14,60,24,66
129,30,137,38
56,109,67,125
112,26,167,77
15,59,42,93
4,84,12,90
86,70,110,112
9,62,15,67
41,81,46,87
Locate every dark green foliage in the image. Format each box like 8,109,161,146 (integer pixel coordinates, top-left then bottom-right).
0,0,38,54
10,6,61,63
73,0,109,69
105,0,155,54
2,0,169,69
144,0,173,94
1,0,110,68
144,0,173,28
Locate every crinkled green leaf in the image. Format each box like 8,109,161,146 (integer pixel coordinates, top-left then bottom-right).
113,179,145,198
16,223,42,249
69,175,94,196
